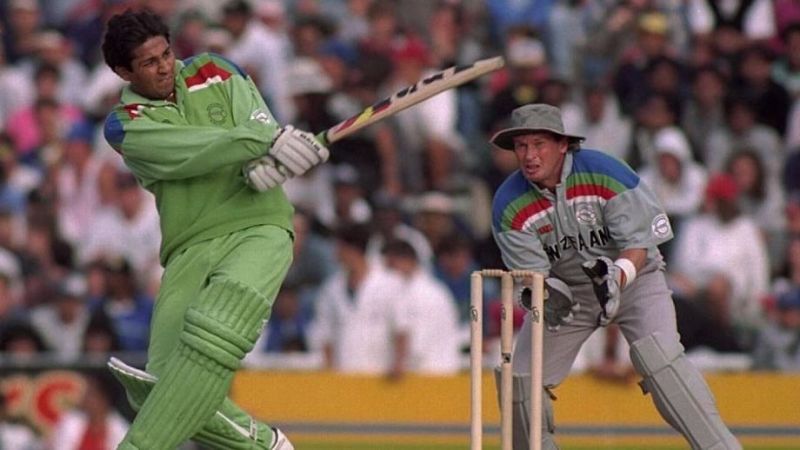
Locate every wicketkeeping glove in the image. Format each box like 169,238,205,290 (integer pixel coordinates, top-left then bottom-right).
269,125,330,177
518,277,579,332
581,256,622,327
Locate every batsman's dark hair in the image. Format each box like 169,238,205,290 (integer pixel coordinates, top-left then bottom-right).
102,9,170,71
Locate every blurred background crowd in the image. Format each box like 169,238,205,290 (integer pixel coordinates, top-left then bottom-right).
3,0,800,445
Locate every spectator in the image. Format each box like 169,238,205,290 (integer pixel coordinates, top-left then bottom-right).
88,258,153,353
681,64,728,156
29,272,91,360
54,120,110,247
704,94,785,179
670,174,770,351
567,83,632,163
612,11,678,116
366,191,433,270
1,0,44,64
222,0,291,122
0,390,41,450
282,209,337,304
78,170,160,285
19,30,88,107
310,223,410,377
639,126,708,257
751,288,800,370
773,22,800,99
0,43,34,129
262,282,311,353
725,150,787,273
386,35,463,192
49,374,129,450
733,44,792,135
433,232,498,349
629,93,680,169
0,319,46,359
382,239,461,375
323,163,371,228
485,31,549,137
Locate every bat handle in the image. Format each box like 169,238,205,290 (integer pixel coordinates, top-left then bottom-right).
315,131,331,147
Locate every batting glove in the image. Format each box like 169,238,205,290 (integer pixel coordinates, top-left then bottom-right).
269,125,329,177
581,256,622,327
243,155,290,191
519,277,579,332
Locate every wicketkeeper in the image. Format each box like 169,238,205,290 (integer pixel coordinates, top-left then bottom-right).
101,9,329,450
490,103,741,449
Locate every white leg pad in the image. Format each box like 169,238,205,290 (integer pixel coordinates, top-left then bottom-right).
629,333,741,450
494,368,559,450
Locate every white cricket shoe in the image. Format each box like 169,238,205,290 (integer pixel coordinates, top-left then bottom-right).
270,427,294,450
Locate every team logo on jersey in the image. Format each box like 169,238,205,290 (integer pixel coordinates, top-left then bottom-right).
207,103,227,125
575,204,597,225
651,213,671,238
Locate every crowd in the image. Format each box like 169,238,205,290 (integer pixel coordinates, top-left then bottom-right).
0,0,799,410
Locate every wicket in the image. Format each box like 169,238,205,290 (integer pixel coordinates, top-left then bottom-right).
470,270,546,450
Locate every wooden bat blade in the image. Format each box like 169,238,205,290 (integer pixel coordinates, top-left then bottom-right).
316,56,505,146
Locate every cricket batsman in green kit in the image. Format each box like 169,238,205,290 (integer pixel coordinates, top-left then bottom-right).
100,10,327,449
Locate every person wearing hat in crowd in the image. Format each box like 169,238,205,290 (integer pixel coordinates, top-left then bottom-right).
490,103,740,449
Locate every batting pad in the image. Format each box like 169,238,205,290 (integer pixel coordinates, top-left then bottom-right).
494,368,559,450
119,277,272,449
630,332,741,450
108,358,274,449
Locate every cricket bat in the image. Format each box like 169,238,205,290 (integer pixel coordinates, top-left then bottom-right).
316,56,505,146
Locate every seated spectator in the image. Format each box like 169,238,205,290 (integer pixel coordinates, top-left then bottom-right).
670,174,770,351
366,191,433,269
639,126,707,259
49,374,129,449
29,271,91,360
0,390,41,450
87,258,152,353
751,288,800,370
0,319,46,361
262,282,311,353
309,223,409,377
725,149,787,274
78,170,160,286
382,239,461,375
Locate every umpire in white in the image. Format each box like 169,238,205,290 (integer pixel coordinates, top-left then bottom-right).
490,104,740,449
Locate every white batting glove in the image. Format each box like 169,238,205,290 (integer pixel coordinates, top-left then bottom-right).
243,155,290,191
269,125,329,177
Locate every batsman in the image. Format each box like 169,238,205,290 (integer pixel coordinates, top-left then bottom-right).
101,9,329,450
490,104,741,449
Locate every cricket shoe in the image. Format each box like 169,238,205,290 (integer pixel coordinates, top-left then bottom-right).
271,427,294,450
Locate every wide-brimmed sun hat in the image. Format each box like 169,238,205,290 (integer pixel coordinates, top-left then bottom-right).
490,103,585,151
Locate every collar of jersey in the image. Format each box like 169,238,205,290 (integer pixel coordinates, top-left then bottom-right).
119,60,186,107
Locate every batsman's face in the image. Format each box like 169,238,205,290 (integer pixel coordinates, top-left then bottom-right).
513,132,568,190
116,36,175,100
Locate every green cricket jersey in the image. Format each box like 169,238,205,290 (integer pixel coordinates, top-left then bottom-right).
103,53,293,265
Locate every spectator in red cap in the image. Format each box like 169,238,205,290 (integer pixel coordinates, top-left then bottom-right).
669,173,770,352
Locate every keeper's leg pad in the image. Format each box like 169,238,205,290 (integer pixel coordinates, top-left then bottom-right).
629,332,741,450
120,277,272,449
494,368,558,450
108,358,273,449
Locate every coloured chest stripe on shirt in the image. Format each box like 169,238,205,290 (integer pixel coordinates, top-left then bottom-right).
493,172,554,233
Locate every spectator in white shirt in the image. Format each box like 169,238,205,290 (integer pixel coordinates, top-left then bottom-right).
382,239,461,375
310,223,411,377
